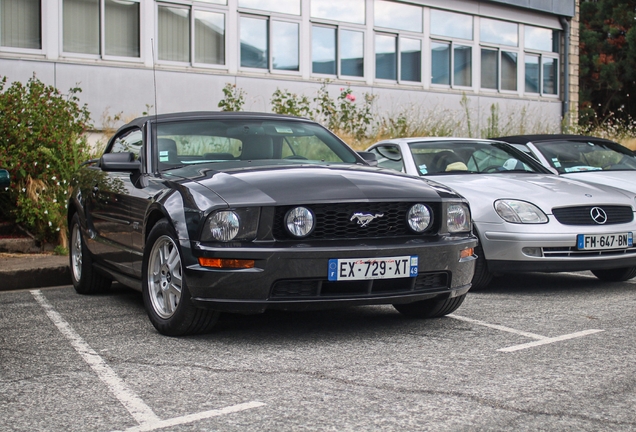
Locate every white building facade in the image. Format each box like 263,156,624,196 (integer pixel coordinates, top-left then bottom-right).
0,0,576,134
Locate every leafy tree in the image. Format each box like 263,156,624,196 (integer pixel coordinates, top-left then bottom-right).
579,0,636,125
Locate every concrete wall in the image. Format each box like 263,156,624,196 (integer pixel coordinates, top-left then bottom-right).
0,57,562,140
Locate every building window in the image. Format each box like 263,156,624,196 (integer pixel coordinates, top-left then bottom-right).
238,0,300,15
158,4,225,66
375,33,421,82
312,26,363,77
525,26,559,53
374,0,422,33
240,16,299,71
106,0,140,57
63,0,140,58
401,37,421,82
195,10,225,65
375,34,396,80
0,0,41,49
431,42,471,87
480,17,518,47
311,0,365,24
430,9,472,41
481,48,517,91
430,10,472,87
480,18,518,92
524,25,559,96
158,5,189,62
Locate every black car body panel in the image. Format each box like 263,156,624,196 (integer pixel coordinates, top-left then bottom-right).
69,112,477,326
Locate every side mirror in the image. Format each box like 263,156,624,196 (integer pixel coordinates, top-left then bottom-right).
100,152,141,172
0,169,9,188
357,151,378,167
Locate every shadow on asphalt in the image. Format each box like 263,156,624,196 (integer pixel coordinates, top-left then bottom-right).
80,273,635,340
473,271,635,295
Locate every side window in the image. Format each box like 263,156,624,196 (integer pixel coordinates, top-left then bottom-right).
109,129,143,160
370,146,404,172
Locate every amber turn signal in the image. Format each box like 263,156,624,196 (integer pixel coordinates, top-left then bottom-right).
198,257,255,269
460,247,474,259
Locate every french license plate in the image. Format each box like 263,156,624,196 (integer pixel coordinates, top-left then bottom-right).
328,256,418,281
576,232,633,250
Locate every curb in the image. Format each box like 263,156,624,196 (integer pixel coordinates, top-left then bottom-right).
0,265,71,291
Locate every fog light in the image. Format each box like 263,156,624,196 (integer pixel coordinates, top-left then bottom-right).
198,258,255,268
522,247,542,257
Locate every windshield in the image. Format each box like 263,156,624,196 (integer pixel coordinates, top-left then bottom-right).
532,140,636,174
155,119,358,171
405,141,548,175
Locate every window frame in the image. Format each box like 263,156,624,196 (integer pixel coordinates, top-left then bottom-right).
310,22,366,81
0,0,43,54
430,38,472,89
155,1,228,69
523,26,560,98
479,46,519,94
238,11,301,75
61,0,142,62
374,31,423,85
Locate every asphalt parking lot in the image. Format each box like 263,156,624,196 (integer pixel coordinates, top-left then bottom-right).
2,272,636,431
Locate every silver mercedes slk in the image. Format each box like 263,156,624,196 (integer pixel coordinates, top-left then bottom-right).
366,137,636,289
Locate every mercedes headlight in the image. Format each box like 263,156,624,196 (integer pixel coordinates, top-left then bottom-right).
495,200,548,223
285,206,315,238
447,203,471,233
407,204,432,233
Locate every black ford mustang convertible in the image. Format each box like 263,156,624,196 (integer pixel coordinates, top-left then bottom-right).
68,112,477,335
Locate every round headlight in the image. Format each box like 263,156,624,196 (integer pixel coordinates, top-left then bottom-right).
407,204,432,233
208,211,240,241
285,206,315,238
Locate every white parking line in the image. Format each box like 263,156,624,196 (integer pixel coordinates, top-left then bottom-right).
118,402,266,432
31,290,265,431
497,329,605,353
449,314,603,352
448,314,548,340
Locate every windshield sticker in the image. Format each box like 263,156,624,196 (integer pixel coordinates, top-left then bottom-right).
275,126,294,134
418,164,428,174
159,150,169,162
551,158,561,168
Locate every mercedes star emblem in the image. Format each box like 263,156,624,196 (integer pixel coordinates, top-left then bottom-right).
590,207,608,225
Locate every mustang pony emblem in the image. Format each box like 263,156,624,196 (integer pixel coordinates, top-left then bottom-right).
350,212,384,227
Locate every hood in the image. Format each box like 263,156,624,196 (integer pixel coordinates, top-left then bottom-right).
429,172,636,222
562,171,636,195
165,163,450,206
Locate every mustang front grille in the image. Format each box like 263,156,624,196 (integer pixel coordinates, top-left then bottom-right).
272,202,440,240
552,205,633,225
270,272,449,299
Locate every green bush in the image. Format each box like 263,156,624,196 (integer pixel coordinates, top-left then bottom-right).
271,88,311,118
218,83,246,112
0,75,91,248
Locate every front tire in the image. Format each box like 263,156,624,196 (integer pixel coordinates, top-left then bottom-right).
393,294,466,318
470,244,493,290
142,219,219,336
591,266,636,282
69,213,112,294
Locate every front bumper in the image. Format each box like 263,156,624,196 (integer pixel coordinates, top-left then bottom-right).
184,236,477,313
481,228,636,273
